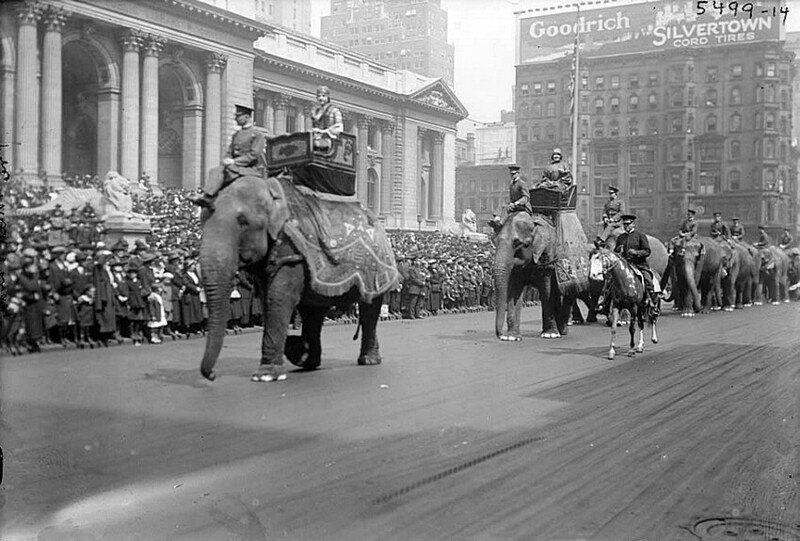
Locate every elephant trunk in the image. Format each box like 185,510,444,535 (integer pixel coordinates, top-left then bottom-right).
493,264,510,338
199,230,237,381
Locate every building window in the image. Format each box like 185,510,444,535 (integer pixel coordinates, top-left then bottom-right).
730,113,742,132
699,169,720,195
629,94,639,111
648,71,659,87
532,125,541,141
781,116,789,134
670,66,683,83
670,142,682,161
610,75,620,89
765,139,775,159
596,149,617,165
545,124,555,140
533,82,543,95
706,66,718,82
581,73,588,89
755,112,762,129
765,84,776,102
629,74,639,89
367,169,378,210
609,119,619,136
669,170,683,191
594,97,604,114
628,119,639,136
756,84,764,103
765,112,775,130
286,106,297,132
780,69,789,83
593,120,604,138
648,92,658,109
671,90,683,107
630,146,656,164
533,102,542,117
580,97,589,113
755,62,764,77
546,80,556,94
705,89,718,107
766,61,776,77
705,114,717,132
729,140,741,160
647,117,658,135
730,64,743,79
630,169,654,195
610,96,620,113
781,89,789,110
580,119,589,138
595,75,605,90
545,101,556,117
729,170,741,190
518,126,528,142
671,116,683,133
520,102,529,117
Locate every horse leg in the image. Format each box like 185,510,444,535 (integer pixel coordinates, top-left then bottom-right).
634,310,645,353
608,306,617,360
627,308,637,356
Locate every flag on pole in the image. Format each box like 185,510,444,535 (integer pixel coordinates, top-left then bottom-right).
568,34,579,137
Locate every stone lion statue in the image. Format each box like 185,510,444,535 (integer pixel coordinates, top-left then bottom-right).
461,208,477,233
102,171,133,215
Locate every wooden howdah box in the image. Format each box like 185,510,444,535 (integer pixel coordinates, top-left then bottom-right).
529,185,577,212
267,132,356,175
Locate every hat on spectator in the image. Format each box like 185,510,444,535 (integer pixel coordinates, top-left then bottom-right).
621,214,637,223
52,245,66,255
608,186,619,194
22,247,37,258
65,251,77,263
551,148,563,159
140,252,156,264
75,251,87,262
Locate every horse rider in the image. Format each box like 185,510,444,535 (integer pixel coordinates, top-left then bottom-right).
595,185,624,247
536,148,573,191
615,214,659,314
192,104,267,210
778,228,793,249
311,85,344,151
730,216,744,241
755,225,772,247
506,164,532,215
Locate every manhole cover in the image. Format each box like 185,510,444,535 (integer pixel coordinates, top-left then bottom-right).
691,517,800,541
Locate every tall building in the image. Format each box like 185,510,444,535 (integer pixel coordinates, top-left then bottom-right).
514,0,796,241
197,0,312,34
784,31,800,237
320,0,454,84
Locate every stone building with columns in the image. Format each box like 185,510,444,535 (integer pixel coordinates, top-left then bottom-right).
1,0,467,231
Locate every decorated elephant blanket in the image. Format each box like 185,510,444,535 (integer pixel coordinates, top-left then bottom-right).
553,211,591,296
273,176,399,301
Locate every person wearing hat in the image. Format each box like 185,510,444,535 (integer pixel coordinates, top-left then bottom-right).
730,217,745,241
311,85,343,151
676,208,698,247
124,262,147,346
614,214,659,315
93,249,118,346
48,245,77,347
192,103,267,209
17,254,45,353
779,228,793,250
506,165,531,215
709,212,731,240
537,148,574,191
596,186,625,247
755,225,772,247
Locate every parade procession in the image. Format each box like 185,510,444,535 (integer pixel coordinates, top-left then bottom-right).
1,0,800,540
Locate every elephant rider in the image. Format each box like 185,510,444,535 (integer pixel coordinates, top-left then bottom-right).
779,228,793,250
488,212,503,235
595,186,624,248
192,104,267,210
506,164,531,215
536,148,573,191
616,214,659,313
311,85,343,151
672,208,698,251
730,217,745,241
755,225,772,247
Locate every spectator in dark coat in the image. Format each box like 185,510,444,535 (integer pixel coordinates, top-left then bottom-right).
125,264,146,346
75,284,97,349
17,258,44,352
93,251,117,345
49,245,76,346
180,259,204,334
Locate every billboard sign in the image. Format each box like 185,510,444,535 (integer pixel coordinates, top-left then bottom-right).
517,0,782,64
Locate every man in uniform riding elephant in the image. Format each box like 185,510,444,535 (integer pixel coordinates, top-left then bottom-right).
595,186,624,248
192,104,267,210
506,164,531,215
730,216,745,241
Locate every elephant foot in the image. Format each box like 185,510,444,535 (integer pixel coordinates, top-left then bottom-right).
558,326,568,336
723,306,734,312
285,335,321,371
754,301,764,306
499,335,522,342
540,331,561,339
771,301,781,306
251,363,288,383
586,315,598,323
357,351,382,366
681,312,695,318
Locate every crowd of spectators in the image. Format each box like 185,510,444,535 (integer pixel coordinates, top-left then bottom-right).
1,177,528,355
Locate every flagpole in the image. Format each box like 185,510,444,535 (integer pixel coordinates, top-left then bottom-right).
571,4,580,181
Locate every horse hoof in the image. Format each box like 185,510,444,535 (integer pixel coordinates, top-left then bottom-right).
743,303,752,308
754,301,763,306
635,346,644,353
651,338,659,344
627,350,636,357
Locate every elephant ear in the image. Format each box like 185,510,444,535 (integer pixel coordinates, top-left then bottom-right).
264,177,291,241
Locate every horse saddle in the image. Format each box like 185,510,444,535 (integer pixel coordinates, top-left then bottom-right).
630,266,661,294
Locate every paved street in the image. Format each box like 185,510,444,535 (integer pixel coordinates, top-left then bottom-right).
1,304,798,541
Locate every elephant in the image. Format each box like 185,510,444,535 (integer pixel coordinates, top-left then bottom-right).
198,175,398,382
727,241,762,308
492,211,590,340
716,239,741,312
788,248,800,300
758,245,790,304
670,236,727,317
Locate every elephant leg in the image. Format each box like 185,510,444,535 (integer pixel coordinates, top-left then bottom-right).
504,279,525,340
539,272,561,339
357,296,382,366
285,304,324,370
557,294,572,336
254,263,304,382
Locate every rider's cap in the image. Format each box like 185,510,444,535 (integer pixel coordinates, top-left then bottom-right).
713,211,722,217
758,224,766,229
235,104,254,116
620,214,637,222
732,216,740,220
687,208,696,215
608,186,619,193
508,164,520,172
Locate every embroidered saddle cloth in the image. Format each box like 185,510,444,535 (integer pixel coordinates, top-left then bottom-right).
553,211,591,296
276,176,399,301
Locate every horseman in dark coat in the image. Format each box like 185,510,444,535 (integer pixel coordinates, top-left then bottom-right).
615,214,658,312
192,104,267,209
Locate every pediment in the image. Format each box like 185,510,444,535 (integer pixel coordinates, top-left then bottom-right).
409,80,468,117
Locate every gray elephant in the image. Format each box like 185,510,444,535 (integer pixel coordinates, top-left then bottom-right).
198,175,399,382
670,236,726,317
759,245,790,304
728,241,762,308
493,212,590,340
788,248,800,300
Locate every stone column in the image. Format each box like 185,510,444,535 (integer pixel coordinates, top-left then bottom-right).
273,94,290,136
96,88,120,175
41,6,67,186
264,93,275,134
303,104,314,131
140,34,166,190
204,52,226,183
296,105,306,133
417,127,428,219
182,105,203,191
14,1,42,182
357,116,371,204
120,29,143,184
380,120,394,216
431,132,444,220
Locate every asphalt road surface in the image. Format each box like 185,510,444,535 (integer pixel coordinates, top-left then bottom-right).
1,303,798,541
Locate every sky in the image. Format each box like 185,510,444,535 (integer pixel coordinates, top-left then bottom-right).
310,0,800,124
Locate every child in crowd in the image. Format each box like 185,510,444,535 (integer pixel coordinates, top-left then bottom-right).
147,279,168,344
76,284,96,349
125,264,146,346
